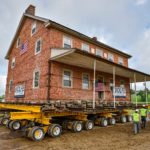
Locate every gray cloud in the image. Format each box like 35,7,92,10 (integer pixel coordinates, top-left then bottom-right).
0,0,150,95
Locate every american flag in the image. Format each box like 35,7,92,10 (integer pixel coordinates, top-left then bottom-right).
20,40,28,55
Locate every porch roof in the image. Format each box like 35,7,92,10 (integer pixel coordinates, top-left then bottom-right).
50,48,150,83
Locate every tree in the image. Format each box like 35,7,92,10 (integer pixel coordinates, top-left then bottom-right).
137,90,146,102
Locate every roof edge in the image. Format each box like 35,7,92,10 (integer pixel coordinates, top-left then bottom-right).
45,20,132,59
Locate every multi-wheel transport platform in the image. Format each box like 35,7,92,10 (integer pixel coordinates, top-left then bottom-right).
0,102,142,141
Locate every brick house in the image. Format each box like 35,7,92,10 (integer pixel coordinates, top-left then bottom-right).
5,5,150,106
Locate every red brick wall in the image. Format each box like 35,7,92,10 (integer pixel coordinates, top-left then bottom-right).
5,18,50,102
50,61,130,102
5,17,130,103
49,28,128,67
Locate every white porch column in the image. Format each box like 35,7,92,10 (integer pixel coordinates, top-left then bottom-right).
113,66,116,108
145,76,148,105
93,60,96,109
134,73,137,107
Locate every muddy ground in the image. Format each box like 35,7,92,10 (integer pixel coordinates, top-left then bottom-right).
0,122,150,150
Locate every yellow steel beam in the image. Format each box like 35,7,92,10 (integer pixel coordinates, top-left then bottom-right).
0,103,41,113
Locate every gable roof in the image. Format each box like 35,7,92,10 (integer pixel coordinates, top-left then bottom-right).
5,13,132,59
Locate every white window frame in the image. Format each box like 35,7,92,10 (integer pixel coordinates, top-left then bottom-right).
96,48,103,57
63,35,72,48
31,21,37,36
108,53,114,62
35,38,42,55
33,70,40,88
16,37,20,48
11,57,16,69
82,73,90,90
62,69,73,88
82,43,90,52
118,57,124,65
9,80,13,93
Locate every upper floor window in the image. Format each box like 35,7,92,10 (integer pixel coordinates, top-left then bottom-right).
63,70,72,88
35,39,42,54
82,43,90,52
63,36,72,48
118,57,123,65
31,22,37,36
108,53,114,62
96,49,103,57
9,80,13,93
16,37,21,48
82,73,90,89
11,57,16,69
33,70,40,88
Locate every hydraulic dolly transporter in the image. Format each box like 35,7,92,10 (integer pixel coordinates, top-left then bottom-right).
1,5,150,141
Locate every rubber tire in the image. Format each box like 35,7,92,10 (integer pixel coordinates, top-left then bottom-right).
108,118,116,125
28,126,45,141
6,120,13,128
84,120,94,130
1,118,9,126
126,115,132,122
120,115,127,123
9,120,21,131
101,118,108,127
47,124,62,138
72,121,83,132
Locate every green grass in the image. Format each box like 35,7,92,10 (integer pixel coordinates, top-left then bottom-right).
131,94,150,104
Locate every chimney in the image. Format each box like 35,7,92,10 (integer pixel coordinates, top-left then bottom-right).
25,5,35,15
92,37,97,41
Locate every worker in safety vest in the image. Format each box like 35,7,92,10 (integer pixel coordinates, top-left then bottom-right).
140,105,148,129
133,109,140,134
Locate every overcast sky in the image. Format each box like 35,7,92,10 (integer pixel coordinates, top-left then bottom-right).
0,0,150,95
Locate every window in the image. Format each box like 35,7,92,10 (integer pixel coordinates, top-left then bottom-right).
108,53,114,62
9,80,13,93
82,73,89,89
110,79,113,91
63,36,72,48
118,57,123,65
33,70,40,88
63,70,72,87
16,37,20,48
35,39,42,54
11,57,16,69
96,49,103,57
82,43,90,52
31,22,37,36
120,80,125,88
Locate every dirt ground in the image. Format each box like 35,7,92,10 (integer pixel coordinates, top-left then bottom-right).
0,122,150,150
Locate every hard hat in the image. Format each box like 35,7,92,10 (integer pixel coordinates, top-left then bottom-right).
135,109,139,112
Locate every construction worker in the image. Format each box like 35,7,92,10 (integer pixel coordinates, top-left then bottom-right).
133,109,140,134
140,105,148,129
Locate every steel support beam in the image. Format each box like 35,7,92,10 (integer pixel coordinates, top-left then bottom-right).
134,73,137,107
145,76,148,105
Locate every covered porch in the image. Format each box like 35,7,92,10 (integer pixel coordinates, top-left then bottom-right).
50,48,150,108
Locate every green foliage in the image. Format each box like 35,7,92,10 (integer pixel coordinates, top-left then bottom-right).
0,95,5,101
130,88,150,103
